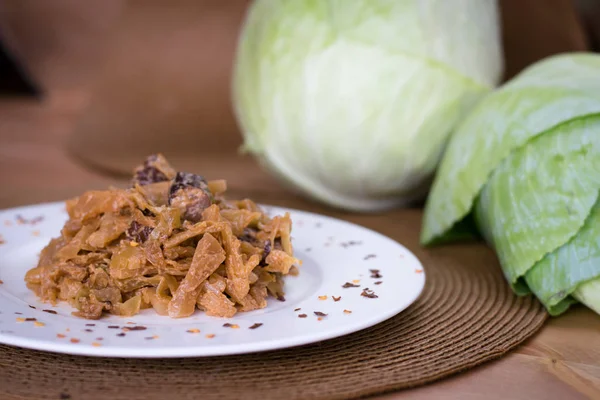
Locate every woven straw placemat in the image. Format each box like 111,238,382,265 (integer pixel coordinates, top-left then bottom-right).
0,238,547,400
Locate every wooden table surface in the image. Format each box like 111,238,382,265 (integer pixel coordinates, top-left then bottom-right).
1,95,599,400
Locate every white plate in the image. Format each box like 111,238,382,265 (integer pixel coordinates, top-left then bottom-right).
0,202,425,358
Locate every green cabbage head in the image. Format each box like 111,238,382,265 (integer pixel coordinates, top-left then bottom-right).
233,0,503,211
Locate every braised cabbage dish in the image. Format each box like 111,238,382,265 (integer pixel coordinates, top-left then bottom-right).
25,155,300,319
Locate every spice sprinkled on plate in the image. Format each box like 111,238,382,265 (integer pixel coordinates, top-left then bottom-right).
70,338,80,344
123,326,147,331
29,305,36,309
187,328,201,334
43,309,57,314
361,288,379,299
344,310,352,314
342,282,360,288
206,334,215,339
369,269,383,278
332,296,341,302
374,281,382,285
340,240,362,248
92,342,102,347
56,334,66,339
298,314,307,318
34,321,45,327
116,333,126,337
364,254,376,260
16,215,44,225
318,295,327,300
249,323,263,330
294,308,301,312
314,311,328,317
223,323,240,329
108,325,119,329
415,269,423,273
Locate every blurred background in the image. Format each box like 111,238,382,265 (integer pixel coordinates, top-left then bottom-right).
0,0,598,209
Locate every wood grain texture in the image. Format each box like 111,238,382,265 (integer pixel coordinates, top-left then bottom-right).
0,95,598,400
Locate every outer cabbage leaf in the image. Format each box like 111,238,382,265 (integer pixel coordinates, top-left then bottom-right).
421,53,600,244
524,196,600,315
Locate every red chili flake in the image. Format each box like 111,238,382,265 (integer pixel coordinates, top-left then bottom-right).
42,309,57,314
369,269,383,279
205,334,215,339
314,311,328,317
29,305,36,309
277,295,286,302
56,333,66,339
0,280,3,284
25,318,37,322
34,321,45,327
84,329,93,333
116,333,126,337
318,295,328,301
332,296,341,302
108,325,120,329
223,323,240,329
187,328,201,334
249,323,263,330
364,254,377,260
298,314,307,318
343,309,352,314
374,281,382,285
415,269,423,274
91,342,102,347
361,288,379,299
70,338,80,344
342,282,360,288
317,317,323,321
294,308,301,312
86,323,96,327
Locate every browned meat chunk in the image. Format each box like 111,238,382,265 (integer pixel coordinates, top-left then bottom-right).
133,154,176,186
168,172,212,222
